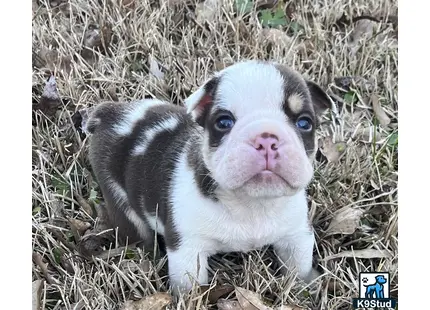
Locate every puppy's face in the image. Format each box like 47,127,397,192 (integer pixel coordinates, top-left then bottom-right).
185,61,331,198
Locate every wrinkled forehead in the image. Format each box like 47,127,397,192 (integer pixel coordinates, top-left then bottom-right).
214,62,313,118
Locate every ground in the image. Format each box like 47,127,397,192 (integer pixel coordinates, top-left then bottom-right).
32,0,398,309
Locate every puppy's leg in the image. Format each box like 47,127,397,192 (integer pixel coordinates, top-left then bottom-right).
273,228,319,283
167,245,209,295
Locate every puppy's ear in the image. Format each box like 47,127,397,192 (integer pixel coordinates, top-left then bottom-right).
185,76,220,126
306,80,332,116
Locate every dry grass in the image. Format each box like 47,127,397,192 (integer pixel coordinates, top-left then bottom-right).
32,0,398,309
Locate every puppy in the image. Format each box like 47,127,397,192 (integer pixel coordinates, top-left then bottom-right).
86,60,331,294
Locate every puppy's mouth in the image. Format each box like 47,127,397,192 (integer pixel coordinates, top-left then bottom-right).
250,170,298,190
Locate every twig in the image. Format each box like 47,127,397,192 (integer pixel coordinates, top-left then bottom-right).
32,252,57,285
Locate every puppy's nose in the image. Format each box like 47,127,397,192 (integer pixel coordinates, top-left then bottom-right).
253,133,279,153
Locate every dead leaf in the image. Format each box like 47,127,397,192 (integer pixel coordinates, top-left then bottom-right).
100,23,113,49
74,192,94,217
348,19,378,55
58,249,75,274
32,280,44,310
38,75,62,115
274,306,303,310
32,0,39,12
120,0,136,9
319,137,347,163
285,1,297,19
256,0,279,10
33,0,49,17
201,284,235,304
83,25,102,48
33,49,47,69
388,15,398,39
50,0,71,16
195,0,220,24
106,85,119,101
68,218,91,238
350,19,377,42
81,48,98,66
78,232,115,258
32,252,57,285
217,299,242,310
82,23,112,55
371,94,390,126
141,259,151,273
370,179,380,190
325,207,364,235
323,249,391,261
262,28,294,47
326,278,344,293
235,287,272,310
148,55,165,79
120,293,172,310
36,48,72,73
214,60,228,71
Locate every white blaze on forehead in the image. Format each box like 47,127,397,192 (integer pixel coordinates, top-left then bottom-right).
288,93,304,114
132,116,180,156
216,61,286,116
113,99,167,136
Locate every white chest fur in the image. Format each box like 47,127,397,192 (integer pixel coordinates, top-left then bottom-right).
168,151,310,255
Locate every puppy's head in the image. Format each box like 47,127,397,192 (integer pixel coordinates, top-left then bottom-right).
185,61,331,198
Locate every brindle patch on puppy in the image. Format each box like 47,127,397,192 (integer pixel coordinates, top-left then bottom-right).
86,60,331,294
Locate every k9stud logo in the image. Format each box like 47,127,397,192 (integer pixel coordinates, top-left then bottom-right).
352,272,397,309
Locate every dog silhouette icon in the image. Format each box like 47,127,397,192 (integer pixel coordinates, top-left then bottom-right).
364,275,387,299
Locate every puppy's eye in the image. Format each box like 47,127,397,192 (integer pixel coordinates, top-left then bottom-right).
296,116,312,131
215,115,235,131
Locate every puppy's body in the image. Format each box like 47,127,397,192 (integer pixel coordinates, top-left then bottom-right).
87,61,331,293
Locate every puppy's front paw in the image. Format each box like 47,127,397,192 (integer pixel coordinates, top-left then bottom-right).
167,247,210,296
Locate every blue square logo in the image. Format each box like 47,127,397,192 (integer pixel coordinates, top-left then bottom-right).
352,271,397,309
